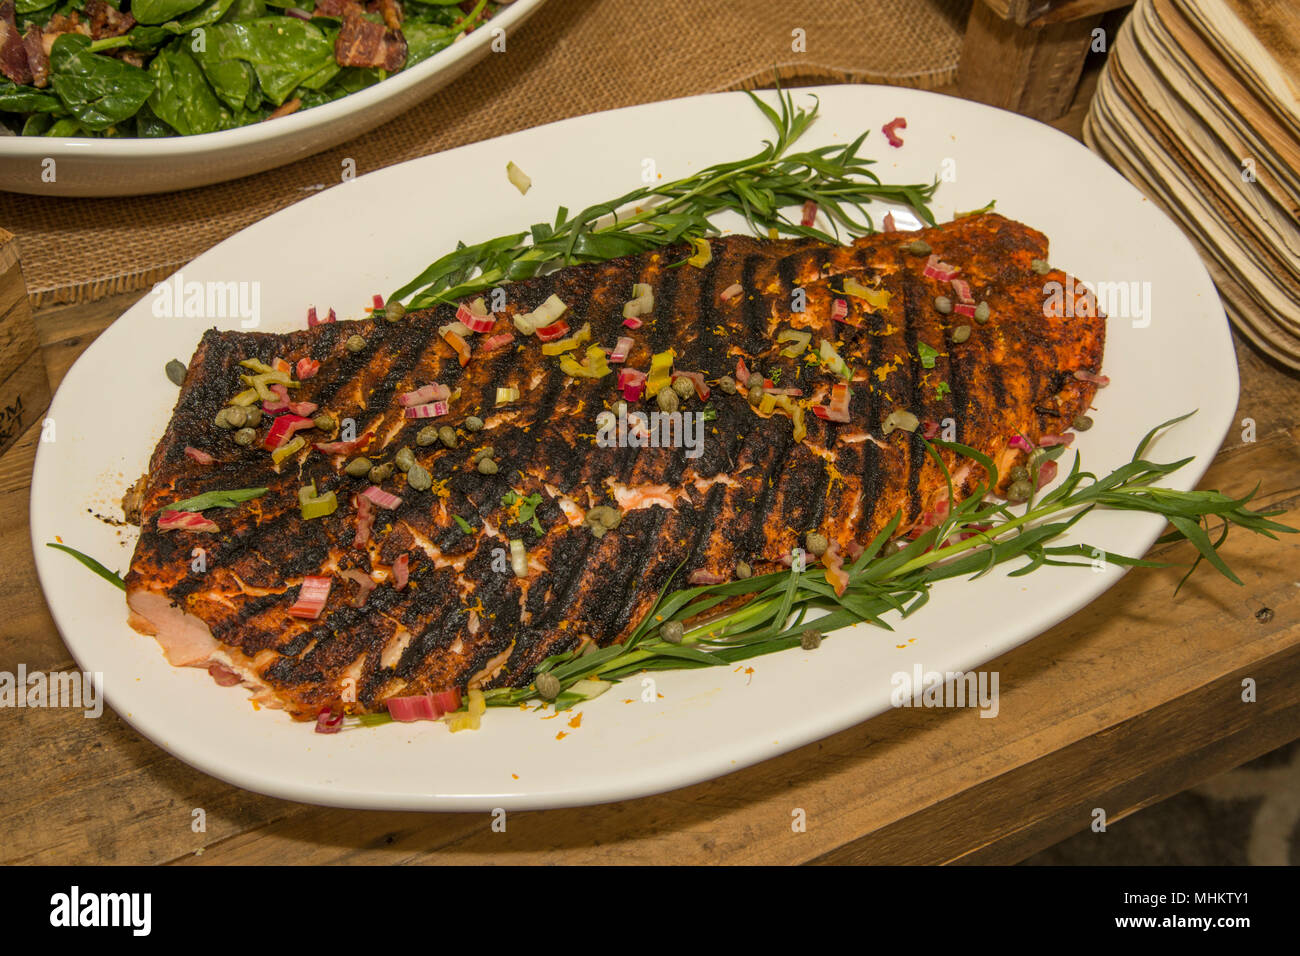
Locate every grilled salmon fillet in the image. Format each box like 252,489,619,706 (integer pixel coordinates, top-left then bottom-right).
124,213,1105,719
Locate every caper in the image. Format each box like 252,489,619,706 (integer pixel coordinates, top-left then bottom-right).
934,295,953,314
394,446,415,472
214,408,236,429
904,239,932,256
748,384,764,405
368,463,393,483
735,561,752,579
800,628,822,650
223,405,248,428
1073,415,1093,431
313,413,335,432
471,446,495,464
384,301,405,323
406,462,432,491
165,359,187,387
416,425,439,446
805,531,829,557
242,407,262,427
438,425,458,448
951,325,971,344
1007,479,1033,502
345,334,367,352
1030,258,1051,275
345,456,372,477
657,387,680,413
718,375,737,395
974,301,990,324
463,415,484,432
661,620,684,644
586,505,621,531
673,376,695,399
747,373,764,389
233,427,256,446
535,672,561,700
477,458,499,475
1009,465,1030,483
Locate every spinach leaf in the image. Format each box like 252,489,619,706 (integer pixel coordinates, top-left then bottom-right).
148,41,226,135
134,101,177,136
195,53,256,111
45,116,88,136
405,21,459,68
219,0,265,19
14,0,57,14
131,0,208,24
194,17,333,107
49,34,155,132
0,80,64,114
21,112,54,135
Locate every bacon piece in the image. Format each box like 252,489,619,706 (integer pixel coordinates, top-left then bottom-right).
184,446,215,465
392,554,409,590
0,2,30,85
21,24,46,87
84,0,134,40
266,98,301,121
314,0,361,15
335,9,407,71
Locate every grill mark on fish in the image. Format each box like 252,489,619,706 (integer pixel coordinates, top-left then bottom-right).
900,255,926,523
740,254,765,346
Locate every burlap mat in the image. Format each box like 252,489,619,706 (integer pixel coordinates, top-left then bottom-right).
0,0,972,309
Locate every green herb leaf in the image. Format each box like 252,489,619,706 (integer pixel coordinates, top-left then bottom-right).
454,515,474,534
164,487,268,512
46,543,126,591
918,342,939,368
392,78,940,308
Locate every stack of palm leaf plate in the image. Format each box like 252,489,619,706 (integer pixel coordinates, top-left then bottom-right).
1084,0,1300,368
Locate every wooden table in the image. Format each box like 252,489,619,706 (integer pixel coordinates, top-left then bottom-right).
3,84,1299,866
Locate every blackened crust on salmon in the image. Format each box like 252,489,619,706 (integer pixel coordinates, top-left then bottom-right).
124,214,1105,719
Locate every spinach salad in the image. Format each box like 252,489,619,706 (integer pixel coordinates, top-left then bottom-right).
0,0,496,137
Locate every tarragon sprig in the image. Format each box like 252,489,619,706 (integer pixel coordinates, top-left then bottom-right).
389,81,939,310
453,412,1292,714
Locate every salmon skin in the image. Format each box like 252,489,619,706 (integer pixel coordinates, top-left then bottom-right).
124,213,1105,719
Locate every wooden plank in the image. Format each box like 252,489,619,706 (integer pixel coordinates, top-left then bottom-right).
984,0,1132,27
1031,0,1133,28
0,229,49,457
958,1,1101,121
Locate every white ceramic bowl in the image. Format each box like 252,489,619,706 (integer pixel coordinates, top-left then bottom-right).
0,0,547,197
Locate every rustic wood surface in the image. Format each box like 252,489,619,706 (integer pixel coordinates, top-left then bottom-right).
0,229,50,459
960,0,1104,121
2,75,1298,865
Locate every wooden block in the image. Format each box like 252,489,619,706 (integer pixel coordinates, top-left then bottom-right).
959,1,1102,121
0,229,50,457
985,0,1132,27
